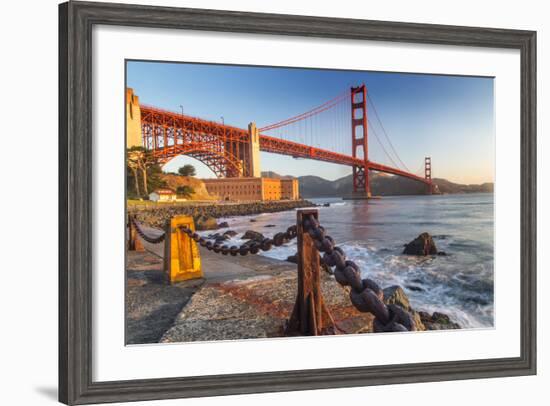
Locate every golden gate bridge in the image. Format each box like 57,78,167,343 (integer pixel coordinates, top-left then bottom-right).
133,84,434,197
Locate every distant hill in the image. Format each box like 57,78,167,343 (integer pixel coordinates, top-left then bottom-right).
432,178,494,194
296,175,337,197
260,171,293,179
160,173,216,200
261,171,493,198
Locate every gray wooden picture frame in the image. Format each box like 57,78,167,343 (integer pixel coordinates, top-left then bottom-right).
59,1,537,404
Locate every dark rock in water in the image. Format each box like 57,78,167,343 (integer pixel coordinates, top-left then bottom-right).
420,311,461,330
249,218,257,222
464,296,489,306
405,285,424,292
418,311,431,320
411,311,426,331
264,224,276,228
437,251,448,256
207,232,230,244
223,230,238,238
195,216,218,231
286,254,298,264
242,230,264,241
432,312,451,324
383,285,411,311
217,221,229,228
381,286,425,330
403,232,438,255
323,203,330,207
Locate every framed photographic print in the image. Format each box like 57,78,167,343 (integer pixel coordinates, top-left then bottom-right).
59,1,536,404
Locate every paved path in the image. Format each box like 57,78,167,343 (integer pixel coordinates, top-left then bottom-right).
138,225,294,283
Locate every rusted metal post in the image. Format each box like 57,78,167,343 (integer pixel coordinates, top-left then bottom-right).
128,214,144,252
286,209,337,336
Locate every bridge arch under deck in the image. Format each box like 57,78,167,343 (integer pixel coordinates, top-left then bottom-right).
153,144,243,178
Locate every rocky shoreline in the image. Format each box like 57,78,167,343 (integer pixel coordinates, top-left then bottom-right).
129,199,315,230
127,247,460,344
197,228,463,332
199,228,462,329
127,205,463,342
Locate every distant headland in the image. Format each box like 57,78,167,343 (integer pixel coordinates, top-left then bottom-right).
261,171,493,198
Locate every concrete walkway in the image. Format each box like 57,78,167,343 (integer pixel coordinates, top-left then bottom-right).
138,224,294,282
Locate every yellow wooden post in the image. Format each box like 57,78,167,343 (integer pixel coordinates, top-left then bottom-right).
164,215,203,283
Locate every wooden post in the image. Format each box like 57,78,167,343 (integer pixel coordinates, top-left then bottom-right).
163,215,203,284
128,214,144,252
285,209,337,336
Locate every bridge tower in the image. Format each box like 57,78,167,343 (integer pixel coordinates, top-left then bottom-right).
425,157,433,194
247,122,262,177
351,84,370,197
126,88,143,148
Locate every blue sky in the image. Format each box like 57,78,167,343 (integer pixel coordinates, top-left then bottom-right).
127,60,494,184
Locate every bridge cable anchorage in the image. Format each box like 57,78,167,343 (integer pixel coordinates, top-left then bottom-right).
258,89,350,132
130,216,166,244
302,214,417,332
367,93,411,173
178,225,298,256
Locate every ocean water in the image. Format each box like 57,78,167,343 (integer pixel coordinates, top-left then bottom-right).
200,193,494,329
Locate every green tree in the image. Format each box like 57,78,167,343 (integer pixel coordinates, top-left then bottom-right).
147,164,168,192
127,147,166,198
176,185,195,198
178,164,196,177
127,156,141,198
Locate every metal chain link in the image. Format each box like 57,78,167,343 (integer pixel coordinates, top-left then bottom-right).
179,225,297,256
130,216,166,244
302,214,416,333
133,213,414,332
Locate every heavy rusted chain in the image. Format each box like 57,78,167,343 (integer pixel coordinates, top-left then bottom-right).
130,216,166,244
302,214,416,333
179,225,297,256
136,213,413,332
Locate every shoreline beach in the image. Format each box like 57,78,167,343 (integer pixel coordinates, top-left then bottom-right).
126,215,462,344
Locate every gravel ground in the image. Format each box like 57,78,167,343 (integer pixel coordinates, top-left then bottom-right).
160,267,376,343
126,251,203,344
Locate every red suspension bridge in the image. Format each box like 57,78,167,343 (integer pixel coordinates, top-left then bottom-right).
133,84,434,197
